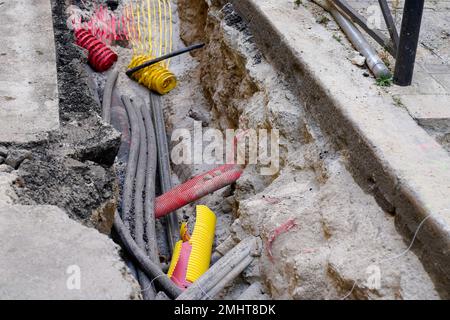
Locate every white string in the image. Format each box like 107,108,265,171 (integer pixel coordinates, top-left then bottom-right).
340,214,432,300
140,274,167,293
340,280,357,300
378,215,432,264
198,283,214,300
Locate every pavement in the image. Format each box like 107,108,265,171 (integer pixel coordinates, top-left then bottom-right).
0,0,59,143
346,0,450,150
230,0,450,297
0,202,141,300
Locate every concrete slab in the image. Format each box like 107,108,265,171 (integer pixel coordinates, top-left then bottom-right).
0,204,141,300
231,0,450,297
0,0,59,143
401,95,450,121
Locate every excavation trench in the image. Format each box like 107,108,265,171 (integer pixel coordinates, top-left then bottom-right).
9,0,443,300
165,0,442,299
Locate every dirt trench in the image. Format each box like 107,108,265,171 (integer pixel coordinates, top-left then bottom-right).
167,0,441,299
6,0,442,299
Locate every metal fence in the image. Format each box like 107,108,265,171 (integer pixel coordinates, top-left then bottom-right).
332,0,425,86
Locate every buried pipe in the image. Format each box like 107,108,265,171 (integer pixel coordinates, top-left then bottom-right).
121,96,140,230
150,93,179,254
134,101,156,300
154,164,243,219
204,255,254,300
113,213,183,299
102,69,118,123
141,104,160,264
176,237,259,300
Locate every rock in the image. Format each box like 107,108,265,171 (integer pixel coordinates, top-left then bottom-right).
5,149,32,169
16,156,116,229
0,164,14,173
351,53,366,67
0,204,141,299
0,156,4,165
0,172,18,205
0,146,7,157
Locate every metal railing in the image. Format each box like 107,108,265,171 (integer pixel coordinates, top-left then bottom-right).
332,0,425,86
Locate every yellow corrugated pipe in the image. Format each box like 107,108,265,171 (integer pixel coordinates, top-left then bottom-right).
167,205,216,286
186,205,217,283
128,55,177,95
167,240,183,278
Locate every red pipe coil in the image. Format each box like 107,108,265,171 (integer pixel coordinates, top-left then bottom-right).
155,164,243,219
75,29,118,72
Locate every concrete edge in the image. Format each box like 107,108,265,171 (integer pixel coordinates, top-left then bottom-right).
231,0,450,297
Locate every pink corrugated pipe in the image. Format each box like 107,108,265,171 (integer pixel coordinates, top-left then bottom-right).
154,164,243,219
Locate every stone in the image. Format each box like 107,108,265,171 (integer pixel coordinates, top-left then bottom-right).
0,165,14,173
5,149,32,169
0,146,8,157
350,53,366,67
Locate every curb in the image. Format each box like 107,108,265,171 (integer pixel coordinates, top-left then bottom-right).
231,0,450,297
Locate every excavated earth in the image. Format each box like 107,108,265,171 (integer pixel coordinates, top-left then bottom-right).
170,0,441,299
2,0,443,300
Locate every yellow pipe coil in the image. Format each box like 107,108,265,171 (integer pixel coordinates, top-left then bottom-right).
186,205,217,283
128,54,177,95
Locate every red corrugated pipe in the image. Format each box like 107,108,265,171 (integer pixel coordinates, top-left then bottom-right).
75,29,118,72
155,164,243,219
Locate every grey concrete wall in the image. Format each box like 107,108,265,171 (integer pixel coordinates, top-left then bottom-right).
0,0,59,143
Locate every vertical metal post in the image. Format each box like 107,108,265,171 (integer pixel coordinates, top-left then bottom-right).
378,0,399,53
394,0,425,86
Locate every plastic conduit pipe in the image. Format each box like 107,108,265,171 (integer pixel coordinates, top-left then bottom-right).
167,205,217,289
150,93,179,253
128,55,177,95
141,104,159,264
75,29,118,72
113,213,182,299
134,102,156,300
102,69,119,123
121,96,140,230
154,164,243,219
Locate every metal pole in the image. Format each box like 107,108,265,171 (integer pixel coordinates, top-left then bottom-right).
378,0,399,53
330,7,391,79
332,0,395,56
126,43,205,77
394,0,425,86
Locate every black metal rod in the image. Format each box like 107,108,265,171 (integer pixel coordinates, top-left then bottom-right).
394,0,425,86
332,0,395,56
378,0,399,54
126,43,205,77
